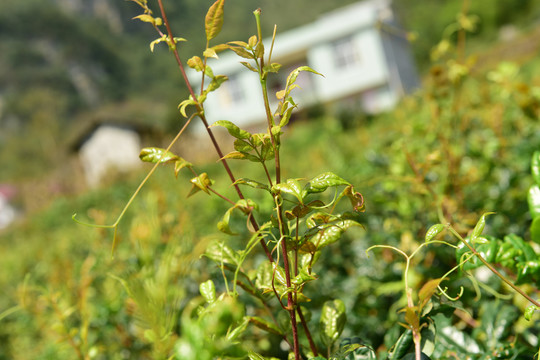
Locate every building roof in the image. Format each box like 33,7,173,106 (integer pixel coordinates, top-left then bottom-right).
188,0,393,78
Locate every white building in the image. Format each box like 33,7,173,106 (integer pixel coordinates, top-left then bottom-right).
71,122,150,187
189,0,419,129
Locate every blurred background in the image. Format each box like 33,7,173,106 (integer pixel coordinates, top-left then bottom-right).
2,0,540,358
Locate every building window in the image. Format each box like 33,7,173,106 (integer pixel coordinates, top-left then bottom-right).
332,36,361,69
219,74,244,108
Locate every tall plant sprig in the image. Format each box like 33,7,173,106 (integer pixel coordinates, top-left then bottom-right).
76,1,366,358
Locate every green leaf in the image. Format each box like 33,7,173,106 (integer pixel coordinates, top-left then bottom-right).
228,45,254,59
203,47,218,59
188,172,214,197
149,35,167,52
247,316,283,335
305,172,350,194
389,329,413,360
320,299,347,347
504,234,536,261
211,120,251,139
264,63,282,74
310,220,359,250
272,179,305,203
528,185,540,219
174,158,193,177
207,75,228,92
287,66,323,89
178,97,196,118
217,207,236,235
205,240,238,265
205,0,225,42
240,61,258,72
471,212,494,240
532,151,540,186
531,217,540,244
525,305,539,321
233,178,270,192
200,280,216,304
187,56,204,71
139,147,178,163
425,224,445,242
234,139,253,152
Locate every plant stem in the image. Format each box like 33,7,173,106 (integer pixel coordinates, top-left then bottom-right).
298,306,318,356
448,226,540,307
155,0,273,262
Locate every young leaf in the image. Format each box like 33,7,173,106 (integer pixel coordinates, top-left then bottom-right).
211,120,251,139
247,316,283,335
240,61,258,73
311,220,359,250
188,172,214,196
418,278,444,310
272,179,305,203
320,299,347,347
344,185,365,213
203,47,218,59
187,56,204,71
205,240,239,265
207,75,228,92
525,305,539,321
139,147,179,163
532,151,540,186
228,46,254,59
471,212,494,240
425,224,445,242
205,0,225,42
178,97,196,118
233,178,270,192
217,207,236,235
174,158,193,177
527,185,540,219
200,280,216,304
531,217,540,244
305,172,350,194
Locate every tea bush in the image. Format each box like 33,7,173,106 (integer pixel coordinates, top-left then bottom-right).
2,1,540,360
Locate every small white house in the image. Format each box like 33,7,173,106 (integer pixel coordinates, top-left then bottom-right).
72,122,146,187
189,0,419,128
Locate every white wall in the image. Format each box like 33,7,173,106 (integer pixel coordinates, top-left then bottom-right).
79,124,141,187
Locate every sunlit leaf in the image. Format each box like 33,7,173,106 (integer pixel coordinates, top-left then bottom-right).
305,172,350,194
205,240,238,265
528,185,540,219
174,158,193,177
425,224,445,242
418,278,443,310
200,280,216,304
471,212,494,240
207,75,228,92
531,217,540,244
139,147,178,163
187,56,204,71
240,61,258,72
320,299,346,347
205,0,225,42
211,120,251,139
272,179,305,202
525,305,539,321
233,178,270,192
178,97,196,117
203,47,218,59
217,207,236,235
188,172,214,196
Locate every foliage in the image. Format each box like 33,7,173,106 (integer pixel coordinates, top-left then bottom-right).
2,1,540,360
